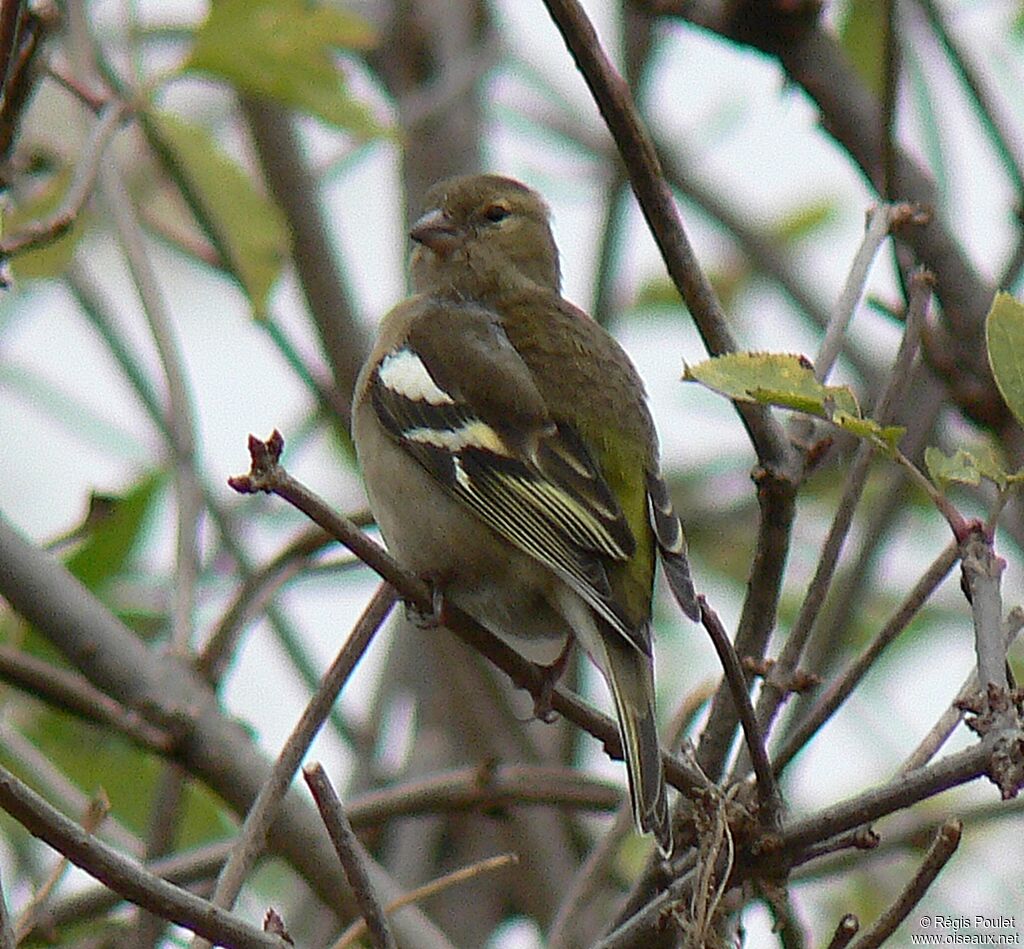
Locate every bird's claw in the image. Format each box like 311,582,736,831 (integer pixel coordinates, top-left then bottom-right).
405,579,447,629
532,636,574,723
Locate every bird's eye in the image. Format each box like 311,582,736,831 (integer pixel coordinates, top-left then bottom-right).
482,203,511,223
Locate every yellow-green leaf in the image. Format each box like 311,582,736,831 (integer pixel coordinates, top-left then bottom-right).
773,198,837,245
834,412,905,454
986,291,1024,428
66,474,164,591
186,0,385,136
145,111,287,315
6,168,89,279
925,447,982,488
839,0,887,98
683,352,860,419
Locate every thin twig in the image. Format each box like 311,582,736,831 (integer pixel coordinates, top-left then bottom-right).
191,582,397,949
779,742,985,856
826,914,860,949
0,0,24,96
881,0,899,203
332,854,517,949
773,542,958,774
540,0,794,471
699,598,780,820
304,763,397,949
0,645,173,752
815,205,898,381
849,818,962,949
0,101,125,257
14,793,110,942
346,763,620,824
913,0,1024,197
749,270,933,757
20,840,234,939
0,765,288,949
901,609,1024,773
196,529,332,683
65,4,202,655
603,744,989,949
548,679,715,949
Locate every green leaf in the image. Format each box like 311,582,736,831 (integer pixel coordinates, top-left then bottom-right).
65,473,163,591
986,291,1024,428
925,442,1016,491
839,0,887,98
834,413,905,454
925,447,983,488
6,168,89,279
186,0,385,136
145,111,287,315
684,352,860,419
773,198,837,244
9,712,231,847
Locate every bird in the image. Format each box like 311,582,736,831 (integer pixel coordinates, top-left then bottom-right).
352,173,698,856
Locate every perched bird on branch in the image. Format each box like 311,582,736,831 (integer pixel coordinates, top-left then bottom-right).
353,173,698,855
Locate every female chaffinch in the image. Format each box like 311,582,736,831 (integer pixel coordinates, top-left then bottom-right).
353,174,698,855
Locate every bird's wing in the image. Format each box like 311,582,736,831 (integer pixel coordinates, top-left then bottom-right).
368,298,648,653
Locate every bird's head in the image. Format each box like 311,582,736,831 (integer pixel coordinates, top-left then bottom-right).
409,174,561,295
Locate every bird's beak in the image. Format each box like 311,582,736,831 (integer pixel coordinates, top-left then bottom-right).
410,208,463,256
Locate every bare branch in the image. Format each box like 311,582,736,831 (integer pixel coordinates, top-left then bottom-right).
540,0,796,472
194,582,397,946
229,431,716,799
0,101,126,257
699,597,780,820
849,818,962,949
305,763,397,949
0,764,289,949
0,645,172,752
332,854,517,949
826,914,860,949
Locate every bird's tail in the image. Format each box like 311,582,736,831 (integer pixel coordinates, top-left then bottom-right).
601,634,672,857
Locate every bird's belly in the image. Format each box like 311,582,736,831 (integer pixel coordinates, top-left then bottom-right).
354,407,570,661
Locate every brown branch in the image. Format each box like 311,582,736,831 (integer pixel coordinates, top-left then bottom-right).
332,854,517,949
0,644,173,753
346,763,621,824
0,765,288,949
199,582,397,936
848,818,962,949
826,914,860,949
229,431,716,800
699,597,780,821
540,0,796,473
304,763,397,949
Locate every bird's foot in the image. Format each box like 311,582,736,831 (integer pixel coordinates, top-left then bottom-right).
532,636,574,723
405,577,446,629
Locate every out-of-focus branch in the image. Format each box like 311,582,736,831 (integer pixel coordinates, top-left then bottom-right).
0,101,126,258
242,98,369,412
541,0,796,473
646,0,1007,440
0,765,289,949
0,645,172,753
192,583,397,949
0,511,453,947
